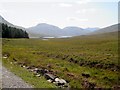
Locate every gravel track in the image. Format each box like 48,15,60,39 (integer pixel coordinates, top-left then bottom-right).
2,66,33,88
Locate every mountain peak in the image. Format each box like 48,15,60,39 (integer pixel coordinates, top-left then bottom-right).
37,23,54,27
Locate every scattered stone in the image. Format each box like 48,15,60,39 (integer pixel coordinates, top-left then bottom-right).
3,53,10,58
23,65,26,68
61,79,67,84
3,56,8,59
16,63,70,88
34,68,38,71
44,73,57,80
39,69,49,75
36,74,41,77
47,79,52,83
55,78,61,82
26,66,31,69
55,78,67,86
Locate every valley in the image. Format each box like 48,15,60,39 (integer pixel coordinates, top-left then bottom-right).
2,31,119,88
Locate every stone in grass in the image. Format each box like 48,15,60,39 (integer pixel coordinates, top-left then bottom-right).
60,79,67,84
55,78,67,85
26,66,31,69
47,79,52,83
3,56,8,59
23,65,26,68
44,73,57,81
36,74,41,77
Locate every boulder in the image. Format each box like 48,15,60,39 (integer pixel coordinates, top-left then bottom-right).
44,73,56,80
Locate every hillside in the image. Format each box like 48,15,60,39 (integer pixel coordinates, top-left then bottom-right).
1,23,29,38
0,16,29,38
89,24,119,35
0,15,25,30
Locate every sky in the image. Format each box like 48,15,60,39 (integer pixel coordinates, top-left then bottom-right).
0,0,119,29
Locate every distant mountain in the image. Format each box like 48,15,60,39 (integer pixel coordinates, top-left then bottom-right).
89,24,119,35
27,23,93,38
0,15,25,30
27,23,63,37
85,27,100,32
62,27,88,36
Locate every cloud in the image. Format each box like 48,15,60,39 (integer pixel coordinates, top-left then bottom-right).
76,0,91,4
76,8,96,14
59,3,72,7
67,17,88,22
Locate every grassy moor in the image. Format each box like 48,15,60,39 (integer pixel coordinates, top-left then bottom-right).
2,31,119,88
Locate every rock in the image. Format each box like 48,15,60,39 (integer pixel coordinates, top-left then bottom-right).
55,78,67,85
60,79,67,84
39,69,49,75
34,68,38,71
26,66,31,69
3,56,8,59
36,74,41,77
29,69,34,72
44,73,56,80
47,79,52,83
23,65,26,68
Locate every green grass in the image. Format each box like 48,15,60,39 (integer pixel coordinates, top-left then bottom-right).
2,32,119,88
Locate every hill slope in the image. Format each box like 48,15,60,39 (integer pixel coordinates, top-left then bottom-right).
89,24,119,35
0,15,25,30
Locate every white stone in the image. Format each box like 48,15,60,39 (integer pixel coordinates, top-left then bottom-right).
61,79,67,84
36,74,41,77
55,78,60,82
47,79,52,83
23,66,26,68
3,56,7,59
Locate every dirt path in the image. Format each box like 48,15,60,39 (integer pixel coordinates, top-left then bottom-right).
2,66,33,88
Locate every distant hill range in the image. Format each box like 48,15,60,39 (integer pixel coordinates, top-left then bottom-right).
26,23,99,38
0,15,119,38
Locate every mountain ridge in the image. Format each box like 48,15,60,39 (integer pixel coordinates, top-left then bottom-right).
26,23,96,38
1,15,118,38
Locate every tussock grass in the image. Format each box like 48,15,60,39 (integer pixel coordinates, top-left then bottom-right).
2,32,119,88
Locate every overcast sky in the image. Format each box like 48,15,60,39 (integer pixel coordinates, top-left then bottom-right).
0,0,119,28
